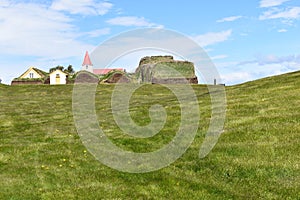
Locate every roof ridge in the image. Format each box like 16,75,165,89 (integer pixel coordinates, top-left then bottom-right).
49,69,68,75
18,67,47,78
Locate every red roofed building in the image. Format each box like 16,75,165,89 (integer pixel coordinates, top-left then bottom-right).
82,51,93,73
93,68,124,75
81,51,125,75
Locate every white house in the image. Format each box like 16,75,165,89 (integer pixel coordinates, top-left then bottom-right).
50,69,68,85
19,67,45,79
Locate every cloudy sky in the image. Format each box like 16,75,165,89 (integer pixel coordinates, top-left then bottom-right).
0,0,300,85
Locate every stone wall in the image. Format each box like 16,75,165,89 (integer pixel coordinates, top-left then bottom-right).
11,80,44,85
152,77,198,84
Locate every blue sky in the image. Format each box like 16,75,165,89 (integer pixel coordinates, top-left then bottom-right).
0,0,300,85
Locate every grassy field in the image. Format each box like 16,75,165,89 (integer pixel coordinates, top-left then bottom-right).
0,71,299,199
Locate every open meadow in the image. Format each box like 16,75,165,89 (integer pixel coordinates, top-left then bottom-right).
0,71,299,199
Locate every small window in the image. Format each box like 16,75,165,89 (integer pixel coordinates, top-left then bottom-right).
29,73,34,78
86,65,88,69
56,74,60,78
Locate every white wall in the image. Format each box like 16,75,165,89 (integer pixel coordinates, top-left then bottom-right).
50,70,67,85
21,68,41,79
81,65,93,73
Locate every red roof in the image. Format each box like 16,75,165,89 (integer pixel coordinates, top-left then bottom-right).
93,68,124,75
82,51,93,66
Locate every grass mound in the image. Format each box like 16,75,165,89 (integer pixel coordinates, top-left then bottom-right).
135,56,197,83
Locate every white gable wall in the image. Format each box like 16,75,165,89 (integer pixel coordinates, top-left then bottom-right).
50,70,67,85
82,65,93,73
21,68,42,79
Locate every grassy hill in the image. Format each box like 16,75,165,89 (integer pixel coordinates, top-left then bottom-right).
0,71,299,199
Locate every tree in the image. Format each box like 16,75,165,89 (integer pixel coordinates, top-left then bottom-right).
50,66,64,73
64,65,75,74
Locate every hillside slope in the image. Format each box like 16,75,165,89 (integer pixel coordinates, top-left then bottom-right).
0,71,299,199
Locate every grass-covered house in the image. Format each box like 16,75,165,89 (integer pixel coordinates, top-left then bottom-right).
11,66,75,85
135,56,198,84
11,67,49,85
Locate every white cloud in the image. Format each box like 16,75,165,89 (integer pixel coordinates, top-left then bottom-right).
259,0,290,8
0,0,10,7
0,1,103,84
238,54,300,66
86,28,110,37
257,54,300,65
221,72,253,85
191,30,232,47
220,53,300,85
106,16,163,28
259,7,300,20
240,62,298,80
51,0,113,16
278,28,288,32
0,2,94,58
217,16,242,23
220,61,300,85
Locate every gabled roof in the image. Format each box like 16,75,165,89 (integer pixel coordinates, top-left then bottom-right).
19,67,48,78
49,69,68,75
82,51,93,66
93,68,124,75
34,68,48,77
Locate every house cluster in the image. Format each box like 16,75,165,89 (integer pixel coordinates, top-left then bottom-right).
11,51,124,85
11,52,200,85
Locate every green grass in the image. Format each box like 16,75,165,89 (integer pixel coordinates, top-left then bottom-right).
0,71,299,199
154,62,196,78
135,56,196,82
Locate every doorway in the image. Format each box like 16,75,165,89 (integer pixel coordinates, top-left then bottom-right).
56,74,60,84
